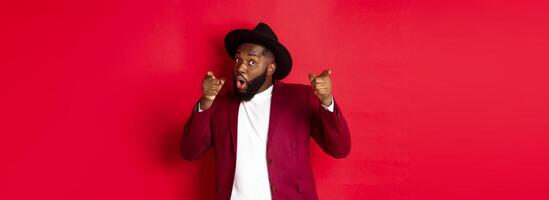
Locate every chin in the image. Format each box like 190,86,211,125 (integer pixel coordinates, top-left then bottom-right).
235,86,247,93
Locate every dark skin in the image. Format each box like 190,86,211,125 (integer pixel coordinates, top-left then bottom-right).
200,43,333,110
233,43,276,94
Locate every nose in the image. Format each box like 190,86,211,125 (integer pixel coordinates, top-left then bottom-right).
236,62,247,74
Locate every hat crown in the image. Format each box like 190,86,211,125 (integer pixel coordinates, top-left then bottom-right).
254,22,279,41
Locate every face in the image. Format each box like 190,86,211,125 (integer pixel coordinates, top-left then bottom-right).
233,43,275,101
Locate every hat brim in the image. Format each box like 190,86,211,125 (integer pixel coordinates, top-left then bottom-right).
224,29,292,80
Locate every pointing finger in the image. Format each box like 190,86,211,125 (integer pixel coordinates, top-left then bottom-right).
206,71,216,79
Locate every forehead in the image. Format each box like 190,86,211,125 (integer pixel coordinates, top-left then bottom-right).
235,43,266,55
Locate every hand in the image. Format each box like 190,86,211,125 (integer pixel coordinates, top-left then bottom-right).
308,69,333,107
200,71,225,110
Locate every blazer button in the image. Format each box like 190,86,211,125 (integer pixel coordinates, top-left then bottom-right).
271,184,278,191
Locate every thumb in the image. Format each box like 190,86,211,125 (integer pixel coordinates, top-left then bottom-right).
319,69,332,77
219,78,225,85
308,73,316,82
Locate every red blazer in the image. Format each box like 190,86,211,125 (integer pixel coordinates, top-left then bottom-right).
181,81,351,200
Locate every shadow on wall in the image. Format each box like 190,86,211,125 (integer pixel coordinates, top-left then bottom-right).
140,24,238,199
139,86,216,199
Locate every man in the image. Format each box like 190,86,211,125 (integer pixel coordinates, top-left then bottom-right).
181,22,351,200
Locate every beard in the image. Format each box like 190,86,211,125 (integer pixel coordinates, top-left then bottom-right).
233,69,268,101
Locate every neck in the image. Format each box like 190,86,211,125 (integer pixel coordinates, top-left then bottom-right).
257,78,273,93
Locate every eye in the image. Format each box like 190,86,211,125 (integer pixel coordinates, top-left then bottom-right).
235,58,242,63
248,60,256,66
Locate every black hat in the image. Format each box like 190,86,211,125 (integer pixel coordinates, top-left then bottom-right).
224,22,293,80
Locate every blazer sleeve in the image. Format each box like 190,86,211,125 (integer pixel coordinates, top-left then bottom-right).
180,99,214,161
308,87,352,158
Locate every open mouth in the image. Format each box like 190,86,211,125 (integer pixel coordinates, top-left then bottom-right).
236,75,248,90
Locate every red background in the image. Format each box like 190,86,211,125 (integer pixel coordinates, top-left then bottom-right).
2,0,549,199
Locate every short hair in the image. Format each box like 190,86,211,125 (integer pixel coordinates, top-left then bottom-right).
261,47,274,63
261,47,276,82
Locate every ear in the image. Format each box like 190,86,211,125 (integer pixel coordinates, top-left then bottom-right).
267,63,276,76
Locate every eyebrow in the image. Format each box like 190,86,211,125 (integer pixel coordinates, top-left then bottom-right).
235,51,259,57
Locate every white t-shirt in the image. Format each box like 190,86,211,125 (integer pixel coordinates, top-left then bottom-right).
231,85,274,200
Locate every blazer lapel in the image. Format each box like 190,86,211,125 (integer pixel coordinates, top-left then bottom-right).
267,82,283,152
228,95,240,156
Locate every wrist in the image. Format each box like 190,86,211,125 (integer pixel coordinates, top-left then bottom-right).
200,96,214,110
320,95,333,107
